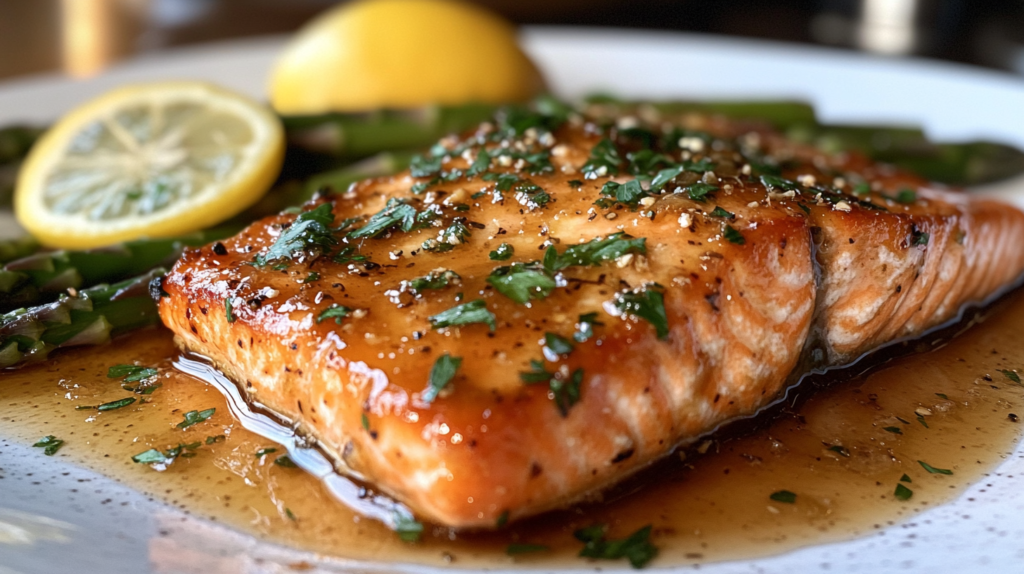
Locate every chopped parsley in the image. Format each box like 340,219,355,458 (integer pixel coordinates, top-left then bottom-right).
545,232,646,273
582,138,622,178
916,414,929,428
574,524,658,569
348,198,425,239
892,188,918,204
722,224,746,245
488,263,557,304
429,299,496,331
255,203,337,266
894,483,913,500
760,175,800,191
912,231,930,246
709,206,735,219
769,490,797,503
440,219,471,245
274,455,298,468
507,543,550,555
331,246,369,265
317,304,352,324
999,369,1021,384
132,442,201,466
468,149,491,176
77,397,136,412
33,435,64,456
828,445,850,457
361,412,370,431
225,298,236,323
393,511,424,542
613,287,669,340
900,473,912,483
107,364,158,383
421,353,462,404
544,332,575,355
254,447,277,458
627,149,673,175
409,154,442,178
853,182,872,196
489,243,514,261
176,408,215,430
521,361,583,416
520,359,554,384
302,271,320,283
574,312,603,343
568,179,583,188
496,510,510,527
407,269,460,292
684,182,718,202
600,179,646,207
650,166,683,190
883,426,903,435
205,435,225,445
917,460,953,475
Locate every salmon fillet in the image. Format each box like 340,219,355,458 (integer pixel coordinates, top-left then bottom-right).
158,106,1024,529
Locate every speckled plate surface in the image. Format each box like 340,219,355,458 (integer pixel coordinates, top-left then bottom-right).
2,27,1024,574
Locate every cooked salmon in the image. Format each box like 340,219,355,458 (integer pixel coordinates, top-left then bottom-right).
158,106,1024,529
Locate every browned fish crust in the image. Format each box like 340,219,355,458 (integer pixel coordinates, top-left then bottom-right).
159,108,1024,528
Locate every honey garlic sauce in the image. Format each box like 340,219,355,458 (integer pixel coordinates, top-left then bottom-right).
3,291,1024,569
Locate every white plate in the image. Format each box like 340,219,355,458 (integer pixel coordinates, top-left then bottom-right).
2,27,1024,574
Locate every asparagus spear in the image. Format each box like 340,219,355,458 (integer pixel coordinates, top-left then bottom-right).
281,104,497,158
0,268,163,369
0,228,234,311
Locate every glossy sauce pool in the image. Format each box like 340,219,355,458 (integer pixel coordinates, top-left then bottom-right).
2,292,1024,570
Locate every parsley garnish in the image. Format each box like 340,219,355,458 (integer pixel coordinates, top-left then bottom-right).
894,483,913,500
883,426,903,435
912,231,929,246
900,473,912,482
770,490,797,503
361,413,370,431
409,154,442,178
853,183,872,196
107,364,158,382
650,166,683,190
206,435,225,445
613,287,669,340
544,332,575,355
828,445,850,457
317,304,352,324
520,359,554,384
999,369,1021,384
349,198,424,239
302,272,320,283
892,188,917,204
429,300,496,331
568,179,583,188
77,397,136,412
600,180,646,207
468,149,491,176
722,224,746,245
760,175,800,191
225,298,236,323
627,149,673,175
393,511,424,542
507,543,550,555
582,138,622,178
710,206,735,219
132,442,201,466
574,524,658,569
917,460,953,475
574,312,603,343
684,182,718,202
520,361,583,416
274,455,298,468
487,263,557,304
332,246,369,265
255,203,337,266
255,447,277,458
176,408,215,430
408,269,460,292
33,435,64,456
489,243,514,261
545,232,646,272
421,353,462,404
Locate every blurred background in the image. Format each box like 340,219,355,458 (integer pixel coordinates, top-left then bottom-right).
1,0,1024,80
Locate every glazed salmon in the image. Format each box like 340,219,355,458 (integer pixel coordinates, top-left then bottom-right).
158,106,1024,529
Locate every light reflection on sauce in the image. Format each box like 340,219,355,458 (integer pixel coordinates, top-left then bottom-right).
2,292,1024,569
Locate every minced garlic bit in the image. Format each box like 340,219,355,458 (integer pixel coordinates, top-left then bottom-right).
915,407,933,417
678,213,693,227
639,197,656,208
834,200,852,212
797,174,817,187
678,136,706,153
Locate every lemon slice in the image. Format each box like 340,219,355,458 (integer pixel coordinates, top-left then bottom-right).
268,0,546,114
15,81,285,249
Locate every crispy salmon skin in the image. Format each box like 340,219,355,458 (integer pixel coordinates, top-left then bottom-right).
159,105,1024,529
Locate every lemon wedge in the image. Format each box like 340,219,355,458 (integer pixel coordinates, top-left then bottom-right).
15,81,285,249
268,0,546,114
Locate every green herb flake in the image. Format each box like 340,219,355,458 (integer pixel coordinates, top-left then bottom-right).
547,232,646,272
285,508,297,521
574,312,603,343
760,175,800,191
302,271,320,283
225,298,236,323
893,188,918,204
488,263,556,304
132,448,167,464
468,149,491,176
256,447,278,458
255,203,337,266
408,269,460,292
507,543,550,555
710,206,735,219
551,368,584,416
429,299,496,331
917,460,953,475
107,364,158,383
205,435,225,445
600,179,646,207
421,353,462,404
394,512,424,543
496,510,510,528
828,445,850,457
317,304,353,324
361,412,370,431
685,182,719,202
176,408,216,430
769,490,797,504
723,224,746,245
916,414,930,428
33,435,64,456
613,287,669,340
935,393,948,400
348,198,420,239
581,138,622,178
274,455,298,468
883,426,903,435
409,154,442,178
489,243,514,261
853,183,872,196
900,473,912,483
999,369,1021,384
568,179,583,188
894,483,913,500
912,231,929,246
650,165,684,190
544,332,575,355
574,524,658,569
97,397,136,412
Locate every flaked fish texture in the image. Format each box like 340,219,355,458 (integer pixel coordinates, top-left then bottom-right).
159,104,1024,529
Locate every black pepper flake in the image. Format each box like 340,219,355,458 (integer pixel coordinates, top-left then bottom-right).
212,242,228,256
1010,413,1019,423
